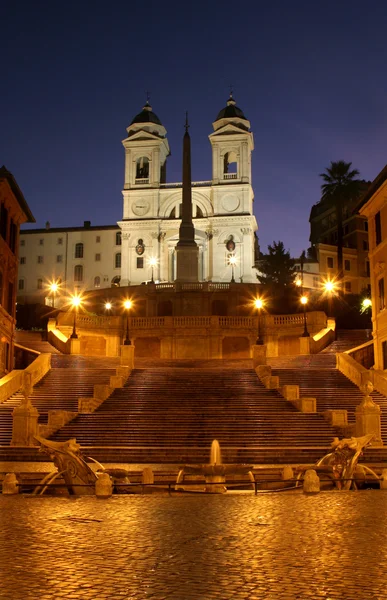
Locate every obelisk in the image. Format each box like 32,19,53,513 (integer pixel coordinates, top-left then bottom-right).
175,114,199,282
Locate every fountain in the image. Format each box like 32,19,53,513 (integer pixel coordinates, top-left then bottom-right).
176,440,255,493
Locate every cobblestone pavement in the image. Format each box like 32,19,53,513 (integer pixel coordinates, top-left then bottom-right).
1,491,387,599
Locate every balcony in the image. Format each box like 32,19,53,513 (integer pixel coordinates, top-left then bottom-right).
223,173,238,180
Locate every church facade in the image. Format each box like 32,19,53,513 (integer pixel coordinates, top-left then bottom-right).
119,95,258,285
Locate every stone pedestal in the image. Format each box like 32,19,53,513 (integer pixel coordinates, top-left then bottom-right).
69,338,81,355
142,467,154,485
356,382,383,446
252,344,267,368
281,385,299,401
281,466,294,481
11,401,39,446
299,336,311,355
121,345,135,369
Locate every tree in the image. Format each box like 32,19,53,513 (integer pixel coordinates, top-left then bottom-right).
319,160,362,285
257,241,295,288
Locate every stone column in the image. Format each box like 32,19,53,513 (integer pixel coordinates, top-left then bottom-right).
355,381,383,446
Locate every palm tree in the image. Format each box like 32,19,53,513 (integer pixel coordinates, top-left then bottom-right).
319,161,362,288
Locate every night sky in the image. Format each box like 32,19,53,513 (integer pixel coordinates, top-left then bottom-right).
2,0,387,258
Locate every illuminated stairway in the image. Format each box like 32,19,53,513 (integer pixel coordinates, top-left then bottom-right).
0,355,119,446
49,365,346,464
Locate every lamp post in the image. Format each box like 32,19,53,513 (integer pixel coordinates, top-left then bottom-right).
50,282,59,308
254,298,264,345
229,254,236,283
149,257,157,284
105,301,112,312
300,295,310,337
70,295,81,339
123,299,132,345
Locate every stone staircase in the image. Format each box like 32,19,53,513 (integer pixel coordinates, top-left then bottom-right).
0,355,119,447
321,329,372,354
44,365,347,465
15,331,61,354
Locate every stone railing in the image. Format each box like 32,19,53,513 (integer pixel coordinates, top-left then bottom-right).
0,352,51,404
336,352,370,388
346,340,374,370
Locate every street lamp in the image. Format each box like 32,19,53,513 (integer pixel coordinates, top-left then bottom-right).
123,299,132,345
49,281,60,308
70,294,82,339
300,295,310,337
254,298,264,345
105,301,112,312
229,254,237,283
148,257,157,284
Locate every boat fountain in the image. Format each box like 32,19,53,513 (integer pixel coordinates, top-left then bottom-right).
176,440,255,493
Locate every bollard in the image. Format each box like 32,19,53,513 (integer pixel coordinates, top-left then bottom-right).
303,469,320,494
380,469,387,490
95,473,112,498
281,466,294,481
2,473,19,495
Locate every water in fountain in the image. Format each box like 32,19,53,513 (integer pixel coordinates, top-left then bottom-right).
210,439,221,466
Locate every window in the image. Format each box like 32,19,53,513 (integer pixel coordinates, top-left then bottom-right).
20,239,25,246
223,151,238,177
327,257,334,269
137,257,144,269
96,236,101,243
20,257,26,265
0,203,8,240
7,282,14,315
10,221,17,253
382,341,387,370
56,255,63,263
116,231,122,246
363,240,369,251
136,156,149,179
75,243,84,258
94,276,101,288
115,252,121,269
18,279,24,291
344,260,350,271
57,237,63,245
375,211,382,246
313,276,319,287
74,265,83,282
364,221,369,232
37,279,43,290
344,281,352,293
37,256,43,264
39,239,44,246
378,277,385,311
95,253,101,262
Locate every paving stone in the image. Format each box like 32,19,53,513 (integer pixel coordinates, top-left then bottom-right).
0,492,387,599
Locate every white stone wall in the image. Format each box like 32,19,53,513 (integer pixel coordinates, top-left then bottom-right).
17,226,121,305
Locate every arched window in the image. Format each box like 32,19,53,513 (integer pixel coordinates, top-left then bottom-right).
196,205,204,218
74,265,83,282
136,157,149,180
115,253,121,269
169,207,176,218
18,279,25,291
75,243,84,258
111,276,121,287
94,276,101,288
223,151,238,178
116,231,122,246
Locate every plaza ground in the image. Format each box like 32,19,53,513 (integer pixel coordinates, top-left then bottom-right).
1,491,386,599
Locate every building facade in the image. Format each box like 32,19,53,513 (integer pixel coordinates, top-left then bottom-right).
309,182,370,294
119,96,258,285
17,222,121,305
0,166,34,374
358,165,387,369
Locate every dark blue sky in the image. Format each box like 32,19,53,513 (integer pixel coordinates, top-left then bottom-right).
2,0,387,257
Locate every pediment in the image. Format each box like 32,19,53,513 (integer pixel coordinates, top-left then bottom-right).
209,123,251,138
123,130,162,143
